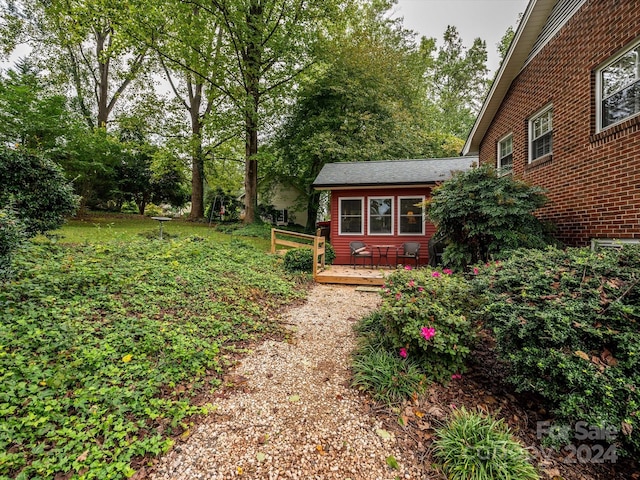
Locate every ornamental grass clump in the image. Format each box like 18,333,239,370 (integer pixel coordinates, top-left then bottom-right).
434,407,539,480
379,268,479,383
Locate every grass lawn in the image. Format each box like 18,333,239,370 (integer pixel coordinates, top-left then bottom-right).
1,215,306,479
47,213,271,251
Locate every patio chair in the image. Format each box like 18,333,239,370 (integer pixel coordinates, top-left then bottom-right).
349,241,373,269
397,242,420,268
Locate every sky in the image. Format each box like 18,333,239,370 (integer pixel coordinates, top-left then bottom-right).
392,0,529,73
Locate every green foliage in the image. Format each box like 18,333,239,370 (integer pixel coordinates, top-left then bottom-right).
379,269,478,382
0,147,78,237
426,164,554,270
434,407,539,480
351,345,427,406
143,203,163,217
0,236,304,478
282,244,335,273
475,246,640,456
0,206,26,277
231,222,272,239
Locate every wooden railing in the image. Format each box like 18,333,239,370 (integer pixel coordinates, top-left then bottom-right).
271,228,326,279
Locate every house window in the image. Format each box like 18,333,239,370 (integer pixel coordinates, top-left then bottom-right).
398,197,424,235
339,197,363,234
497,134,513,174
599,40,640,130
529,106,553,162
368,197,393,235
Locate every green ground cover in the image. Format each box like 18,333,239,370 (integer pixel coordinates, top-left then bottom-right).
1,221,306,479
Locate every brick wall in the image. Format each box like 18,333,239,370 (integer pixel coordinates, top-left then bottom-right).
479,0,640,246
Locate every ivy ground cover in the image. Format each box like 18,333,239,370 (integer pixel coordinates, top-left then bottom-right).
0,236,305,479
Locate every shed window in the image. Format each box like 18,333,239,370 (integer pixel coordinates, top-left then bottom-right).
529,106,553,162
368,197,393,235
599,40,640,130
398,197,424,235
339,198,363,234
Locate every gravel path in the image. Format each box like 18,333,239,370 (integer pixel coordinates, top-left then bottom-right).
149,284,420,480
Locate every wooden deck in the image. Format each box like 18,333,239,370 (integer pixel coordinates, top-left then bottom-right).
314,265,394,285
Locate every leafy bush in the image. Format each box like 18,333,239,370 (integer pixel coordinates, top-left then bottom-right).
0,206,26,277
425,164,555,270
475,246,640,456
434,407,539,480
351,345,427,405
283,244,335,273
0,147,78,236
143,202,163,217
232,222,273,239
378,268,478,383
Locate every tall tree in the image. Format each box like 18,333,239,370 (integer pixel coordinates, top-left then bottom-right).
7,0,149,129
423,26,490,138
269,1,454,230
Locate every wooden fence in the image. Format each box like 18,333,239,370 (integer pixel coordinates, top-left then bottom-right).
270,228,326,279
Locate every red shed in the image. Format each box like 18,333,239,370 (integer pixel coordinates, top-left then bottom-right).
312,158,477,266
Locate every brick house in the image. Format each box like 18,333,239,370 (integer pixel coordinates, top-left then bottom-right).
312,158,476,266
463,0,640,246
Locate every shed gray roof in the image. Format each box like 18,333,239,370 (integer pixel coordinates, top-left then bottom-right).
312,157,478,189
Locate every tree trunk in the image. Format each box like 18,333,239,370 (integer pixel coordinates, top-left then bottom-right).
243,113,259,224
188,83,205,220
305,190,321,233
96,31,110,128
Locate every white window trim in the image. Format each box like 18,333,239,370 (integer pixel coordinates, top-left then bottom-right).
596,38,640,133
367,197,394,236
497,133,513,175
398,196,425,236
338,197,364,235
528,104,553,163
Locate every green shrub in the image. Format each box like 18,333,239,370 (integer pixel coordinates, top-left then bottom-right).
144,203,163,217
379,268,478,382
283,244,335,273
434,407,539,480
0,147,78,236
425,164,556,270
475,246,640,456
232,222,272,239
351,345,427,405
0,206,26,277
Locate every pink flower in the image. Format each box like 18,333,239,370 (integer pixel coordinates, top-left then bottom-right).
451,373,462,380
431,271,441,278
443,269,453,275
395,293,402,300
420,327,436,341
408,280,415,287
399,348,407,358
418,287,424,292
404,265,413,271
473,267,479,275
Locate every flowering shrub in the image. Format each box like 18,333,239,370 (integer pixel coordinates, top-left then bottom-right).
475,246,640,456
379,268,478,383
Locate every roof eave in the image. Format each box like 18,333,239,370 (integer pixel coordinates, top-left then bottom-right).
462,0,558,156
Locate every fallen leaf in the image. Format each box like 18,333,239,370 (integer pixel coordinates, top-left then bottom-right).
122,354,133,363
398,414,408,427
288,395,300,402
376,428,392,440
181,429,191,439
236,466,243,475
256,452,265,462
543,467,561,478
386,455,399,470
622,421,633,436
316,445,326,455
574,350,589,361
414,410,425,419
75,450,89,462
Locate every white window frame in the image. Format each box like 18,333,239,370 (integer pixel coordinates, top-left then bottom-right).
596,38,640,132
368,197,394,236
338,197,364,235
398,196,425,236
497,133,513,175
529,105,553,163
